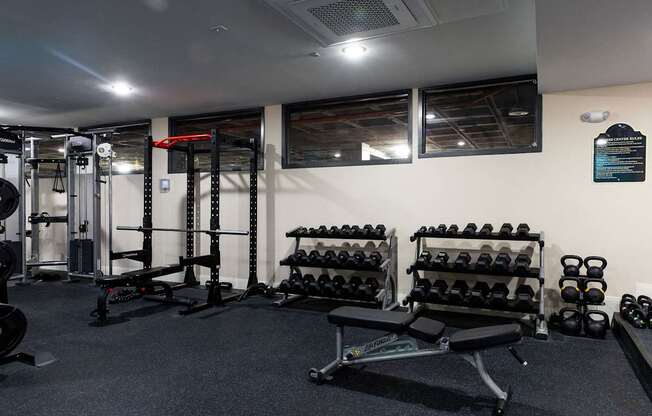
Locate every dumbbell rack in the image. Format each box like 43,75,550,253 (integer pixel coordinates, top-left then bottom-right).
407,226,548,339
273,226,398,310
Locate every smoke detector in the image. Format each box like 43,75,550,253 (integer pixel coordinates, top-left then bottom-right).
265,0,508,46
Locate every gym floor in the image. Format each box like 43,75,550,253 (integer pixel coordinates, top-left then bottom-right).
1,282,648,416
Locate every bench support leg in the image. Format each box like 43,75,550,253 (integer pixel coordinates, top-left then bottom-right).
466,352,510,415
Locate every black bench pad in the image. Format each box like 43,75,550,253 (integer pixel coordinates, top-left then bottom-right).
408,318,446,343
328,307,415,333
449,324,522,352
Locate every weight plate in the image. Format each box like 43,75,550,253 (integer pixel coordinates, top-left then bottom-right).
0,241,17,283
0,178,19,220
0,303,27,358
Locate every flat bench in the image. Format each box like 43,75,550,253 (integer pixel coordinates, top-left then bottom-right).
310,306,527,416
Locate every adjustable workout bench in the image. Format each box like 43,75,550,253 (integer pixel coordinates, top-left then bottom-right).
309,307,527,415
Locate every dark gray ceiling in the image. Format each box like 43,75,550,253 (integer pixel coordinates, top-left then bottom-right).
0,0,537,127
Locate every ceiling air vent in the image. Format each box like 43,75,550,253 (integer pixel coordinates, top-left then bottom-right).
265,0,438,46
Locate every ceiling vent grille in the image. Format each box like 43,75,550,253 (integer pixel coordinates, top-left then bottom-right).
265,0,508,46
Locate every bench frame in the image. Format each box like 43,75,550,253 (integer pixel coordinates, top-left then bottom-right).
310,325,523,415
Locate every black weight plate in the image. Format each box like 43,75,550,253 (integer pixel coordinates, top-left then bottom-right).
0,303,27,357
0,241,17,283
0,178,20,220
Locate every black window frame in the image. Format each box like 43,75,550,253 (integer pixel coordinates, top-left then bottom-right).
282,89,413,169
167,107,265,174
419,75,542,159
80,119,152,175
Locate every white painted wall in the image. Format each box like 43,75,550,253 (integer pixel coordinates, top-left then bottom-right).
34,82,652,317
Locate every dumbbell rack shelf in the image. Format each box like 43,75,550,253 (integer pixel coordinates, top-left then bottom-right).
407,227,548,339
274,226,398,310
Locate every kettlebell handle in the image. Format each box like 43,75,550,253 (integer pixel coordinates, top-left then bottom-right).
584,278,607,291
560,255,583,267
583,256,607,270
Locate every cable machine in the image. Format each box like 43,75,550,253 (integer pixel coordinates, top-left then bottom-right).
95,129,259,321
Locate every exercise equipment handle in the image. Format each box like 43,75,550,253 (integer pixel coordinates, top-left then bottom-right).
508,346,528,367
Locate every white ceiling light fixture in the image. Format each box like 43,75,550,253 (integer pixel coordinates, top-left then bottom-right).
109,81,135,97
333,152,341,158
457,140,466,146
57,147,65,153
341,44,367,58
425,113,436,120
508,108,529,117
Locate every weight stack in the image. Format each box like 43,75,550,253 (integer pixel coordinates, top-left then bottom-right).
2,240,21,274
69,239,94,274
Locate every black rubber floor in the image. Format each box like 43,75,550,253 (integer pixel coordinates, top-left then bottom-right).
1,282,650,416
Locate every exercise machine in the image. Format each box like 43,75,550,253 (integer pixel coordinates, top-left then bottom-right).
309,306,527,415
94,129,258,321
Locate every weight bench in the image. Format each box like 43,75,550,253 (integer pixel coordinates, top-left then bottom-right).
309,307,527,415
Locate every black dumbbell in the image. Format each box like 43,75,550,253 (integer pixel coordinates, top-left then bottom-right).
468,281,490,307
308,250,325,266
332,275,346,296
454,252,472,270
295,227,308,236
317,225,328,236
493,253,512,273
584,256,607,279
462,223,477,236
278,273,301,293
351,225,363,236
560,255,582,277
475,253,493,272
307,227,319,237
365,251,383,268
318,275,334,297
340,276,362,298
362,224,374,236
329,225,340,236
374,224,386,237
356,278,380,300
415,251,433,268
488,283,510,309
323,250,338,266
292,273,313,294
499,223,513,237
410,278,431,301
515,223,530,238
559,308,583,336
584,310,610,339
288,249,308,264
351,250,366,267
447,280,469,305
584,279,607,304
478,223,493,236
417,226,428,234
432,252,449,269
513,285,535,312
340,224,353,236
337,251,350,266
305,275,320,295
559,277,581,303
428,280,448,303
514,254,532,275
433,224,447,236
446,224,459,236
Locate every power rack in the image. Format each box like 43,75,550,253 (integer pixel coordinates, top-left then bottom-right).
95,129,259,321
274,225,398,310
406,224,548,339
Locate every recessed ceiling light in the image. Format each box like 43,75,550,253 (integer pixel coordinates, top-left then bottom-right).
209,24,229,33
457,141,466,146
58,147,65,153
342,44,367,58
425,113,436,120
508,108,529,117
109,82,135,97
334,152,341,158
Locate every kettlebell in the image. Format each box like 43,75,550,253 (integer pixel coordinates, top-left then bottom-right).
584,256,607,279
584,310,610,338
559,308,582,336
560,255,582,277
584,279,607,304
559,277,581,303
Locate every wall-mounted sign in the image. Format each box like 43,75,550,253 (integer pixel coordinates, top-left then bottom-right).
0,131,22,152
593,123,646,182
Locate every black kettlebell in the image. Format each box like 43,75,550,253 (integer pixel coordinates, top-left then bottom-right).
559,308,582,336
620,294,647,329
584,279,607,304
560,255,582,277
584,256,607,279
559,277,581,303
584,310,610,338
